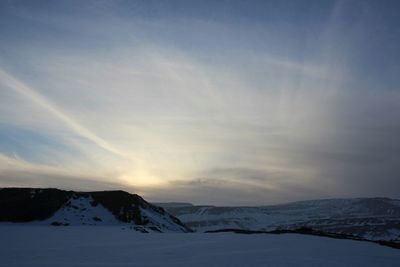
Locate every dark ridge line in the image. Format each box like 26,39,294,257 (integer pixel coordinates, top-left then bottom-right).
205,227,400,250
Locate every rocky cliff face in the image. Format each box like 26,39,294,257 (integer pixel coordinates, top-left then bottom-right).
0,188,192,233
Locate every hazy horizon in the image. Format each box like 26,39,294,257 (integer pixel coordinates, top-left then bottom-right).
1,0,400,205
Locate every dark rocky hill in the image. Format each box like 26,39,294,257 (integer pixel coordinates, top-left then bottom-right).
0,188,192,232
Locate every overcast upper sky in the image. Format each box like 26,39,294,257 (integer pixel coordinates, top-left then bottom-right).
0,0,399,205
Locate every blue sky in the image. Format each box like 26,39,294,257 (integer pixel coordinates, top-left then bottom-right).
0,0,400,205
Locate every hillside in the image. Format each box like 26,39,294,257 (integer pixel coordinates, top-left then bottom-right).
160,198,400,240
0,188,192,233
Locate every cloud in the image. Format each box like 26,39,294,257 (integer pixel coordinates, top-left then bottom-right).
0,170,127,192
0,0,399,205
0,153,125,190
0,69,127,158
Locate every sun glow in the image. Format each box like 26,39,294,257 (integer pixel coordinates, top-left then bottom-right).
119,170,167,188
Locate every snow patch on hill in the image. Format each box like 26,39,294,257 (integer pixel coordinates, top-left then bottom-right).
42,195,122,226
140,207,188,232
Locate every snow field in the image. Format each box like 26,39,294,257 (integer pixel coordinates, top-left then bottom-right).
1,226,399,267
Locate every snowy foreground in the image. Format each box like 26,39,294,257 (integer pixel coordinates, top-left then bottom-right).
1,226,399,267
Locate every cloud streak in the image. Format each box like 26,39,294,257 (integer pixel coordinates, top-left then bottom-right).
0,69,127,158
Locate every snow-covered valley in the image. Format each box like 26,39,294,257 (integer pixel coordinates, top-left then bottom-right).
161,198,400,241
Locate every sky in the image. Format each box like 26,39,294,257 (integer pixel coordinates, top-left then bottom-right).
0,0,400,205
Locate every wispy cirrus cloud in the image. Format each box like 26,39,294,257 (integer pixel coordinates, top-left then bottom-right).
0,69,127,158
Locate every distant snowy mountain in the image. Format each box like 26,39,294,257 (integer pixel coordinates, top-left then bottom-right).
0,188,192,233
160,198,400,240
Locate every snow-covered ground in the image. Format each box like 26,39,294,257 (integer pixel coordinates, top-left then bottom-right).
1,226,399,267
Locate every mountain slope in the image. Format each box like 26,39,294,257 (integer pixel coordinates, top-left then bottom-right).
0,188,192,232
161,198,400,240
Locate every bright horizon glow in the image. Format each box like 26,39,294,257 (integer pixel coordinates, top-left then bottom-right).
1,1,400,205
